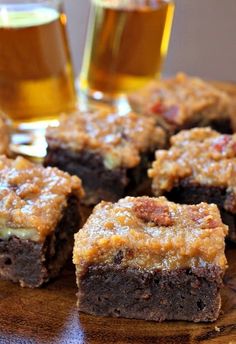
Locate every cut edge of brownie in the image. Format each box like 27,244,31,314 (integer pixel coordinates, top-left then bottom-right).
165,180,236,242
44,148,154,205
76,263,223,323
159,110,233,137
179,112,233,135
0,195,81,288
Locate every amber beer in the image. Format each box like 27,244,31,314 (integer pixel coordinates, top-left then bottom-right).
80,0,175,97
0,2,76,124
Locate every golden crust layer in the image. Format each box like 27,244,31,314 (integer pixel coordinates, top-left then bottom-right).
0,156,84,241
46,109,166,169
73,196,228,273
149,128,236,203
128,73,232,131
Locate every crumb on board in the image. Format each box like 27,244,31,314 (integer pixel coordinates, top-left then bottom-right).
215,326,220,332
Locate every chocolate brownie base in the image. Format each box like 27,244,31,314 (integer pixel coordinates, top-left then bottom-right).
44,148,153,205
0,196,81,288
77,264,223,322
165,181,236,242
180,117,233,135
160,116,233,137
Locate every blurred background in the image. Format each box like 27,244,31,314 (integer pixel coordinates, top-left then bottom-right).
65,0,236,81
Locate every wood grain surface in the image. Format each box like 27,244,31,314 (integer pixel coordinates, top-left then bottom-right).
0,245,235,344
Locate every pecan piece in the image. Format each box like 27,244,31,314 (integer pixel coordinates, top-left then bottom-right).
133,198,173,226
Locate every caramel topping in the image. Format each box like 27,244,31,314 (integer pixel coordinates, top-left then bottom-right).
73,196,228,273
129,73,232,128
0,156,84,241
149,127,236,199
46,109,165,169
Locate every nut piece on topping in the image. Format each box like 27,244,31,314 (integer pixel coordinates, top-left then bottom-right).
133,197,173,226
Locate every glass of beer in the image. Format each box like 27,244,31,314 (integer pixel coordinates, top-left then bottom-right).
80,0,175,100
0,0,76,130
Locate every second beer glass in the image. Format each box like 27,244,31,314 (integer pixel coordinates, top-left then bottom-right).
80,0,175,99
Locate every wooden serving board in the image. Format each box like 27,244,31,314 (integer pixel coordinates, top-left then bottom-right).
0,246,236,344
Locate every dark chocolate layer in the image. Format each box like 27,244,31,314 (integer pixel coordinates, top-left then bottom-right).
165,180,236,242
148,112,233,139
0,196,81,288
44,148,153,205
179,116,233,135
77,264,223,322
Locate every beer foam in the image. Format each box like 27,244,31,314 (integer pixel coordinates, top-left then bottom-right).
0,5,59,28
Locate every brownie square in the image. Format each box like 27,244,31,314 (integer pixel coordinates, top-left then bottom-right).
44,108,165,205
128,73,234,136
0,156,84,287
149,127,236,242
73,196,227,322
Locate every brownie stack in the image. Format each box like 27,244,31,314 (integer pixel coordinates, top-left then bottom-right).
68,74,234,323
1,72,233,325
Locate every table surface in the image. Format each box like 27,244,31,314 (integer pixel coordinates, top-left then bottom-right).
2,81,236,344
0,246,236,344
